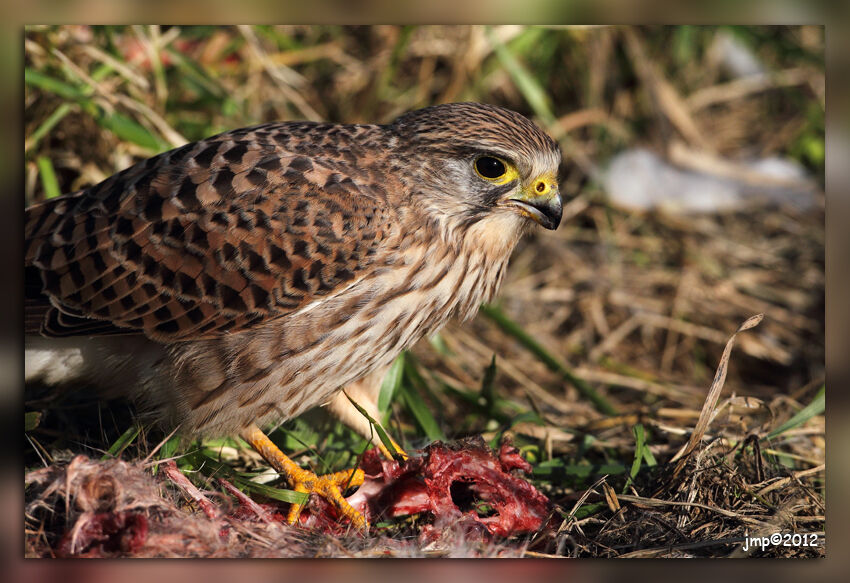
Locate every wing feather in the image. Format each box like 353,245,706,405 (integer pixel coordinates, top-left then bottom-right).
26,128,392,341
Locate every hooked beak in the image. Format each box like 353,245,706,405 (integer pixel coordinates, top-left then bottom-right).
507,176,562,230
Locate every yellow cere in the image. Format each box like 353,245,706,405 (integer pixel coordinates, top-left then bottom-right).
522,172,558,199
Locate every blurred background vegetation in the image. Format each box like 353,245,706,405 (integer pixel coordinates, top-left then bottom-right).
25,25,824,557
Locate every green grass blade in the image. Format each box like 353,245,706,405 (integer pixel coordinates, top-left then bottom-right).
480,354,498,414
766,385,825,440
181,449,309,505
570,502,607,520
642,442,658,467
344,390,403,460
158,434,182,460
509,410,545,428
164,46,226,99
36,156,61,199
487,27,555,125
98,111,164,151
627,425,644,483
439,381,516,425
25,69,87,100
401,358,445,441
624,423,656,492
480,304,618,415
26,68,163,152
151,434,183,475
401,387,444,441
635,423,656,466
102,424,141,460
427,333,451,356
232,477,309,505
377,354,405,414
273,421,320,452
26,103,74,152
25,411,42,432
533,459,627,480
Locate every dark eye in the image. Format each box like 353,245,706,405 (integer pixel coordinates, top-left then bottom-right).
475,156,507,179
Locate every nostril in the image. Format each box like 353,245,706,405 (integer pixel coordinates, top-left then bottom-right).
535,181,546,193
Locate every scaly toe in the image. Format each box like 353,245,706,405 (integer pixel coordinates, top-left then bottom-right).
241,423,368,529
285,467,367,528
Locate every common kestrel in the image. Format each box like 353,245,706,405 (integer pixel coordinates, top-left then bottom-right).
25,102,562,527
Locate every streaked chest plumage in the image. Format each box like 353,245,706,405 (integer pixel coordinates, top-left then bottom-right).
169,216,520,436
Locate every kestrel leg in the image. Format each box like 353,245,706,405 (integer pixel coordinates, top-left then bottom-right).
241,423,367,528
242,368,407,528
325,367,408,460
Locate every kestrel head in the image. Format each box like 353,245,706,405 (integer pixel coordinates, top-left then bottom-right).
391,102,563,236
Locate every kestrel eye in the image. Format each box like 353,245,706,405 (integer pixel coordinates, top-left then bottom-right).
475,156,507,180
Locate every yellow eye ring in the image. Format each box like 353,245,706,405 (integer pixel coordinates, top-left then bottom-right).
474,156,507,181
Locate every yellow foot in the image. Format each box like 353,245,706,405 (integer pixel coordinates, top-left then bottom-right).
241,423,367,529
